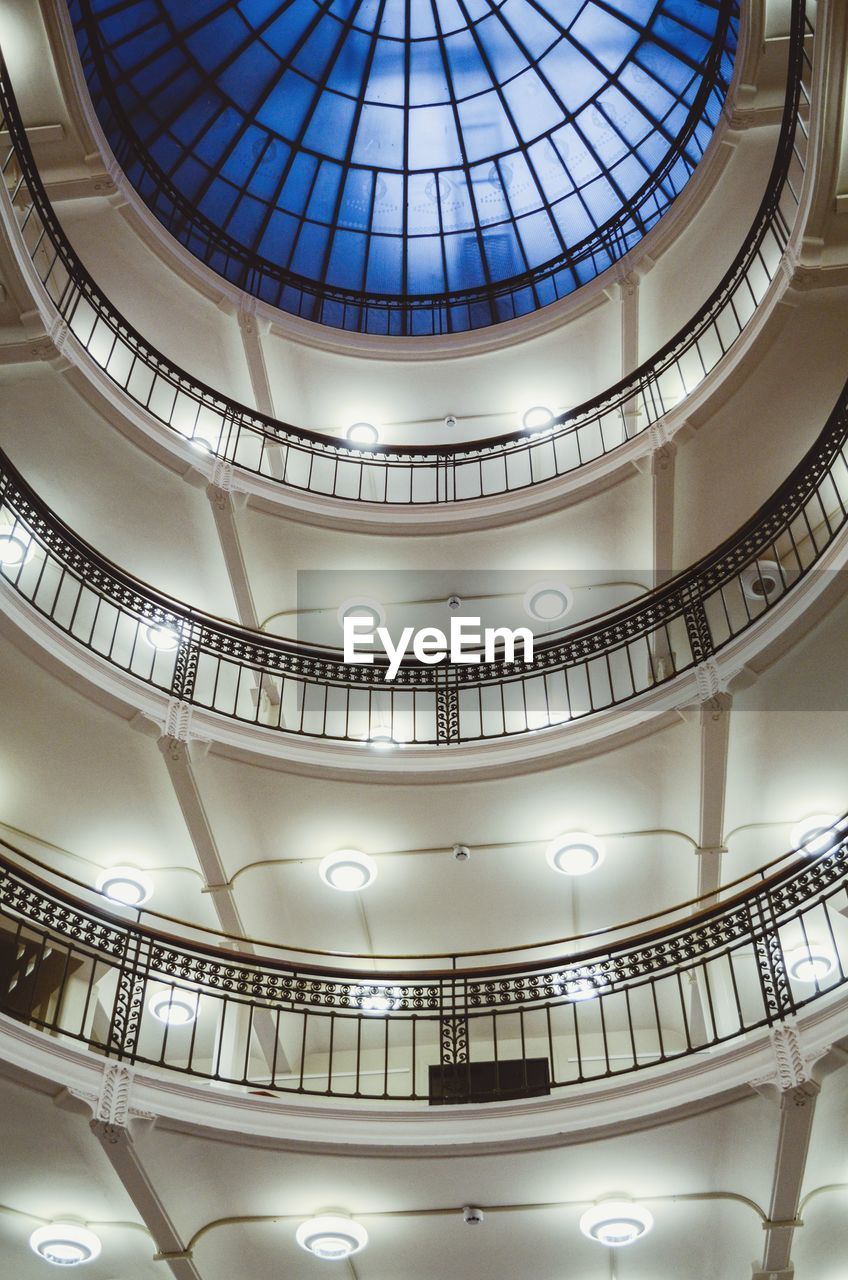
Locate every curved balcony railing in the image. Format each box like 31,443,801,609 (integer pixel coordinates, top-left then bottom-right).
0,1,811,507
1,355,847,748
1,824,846,1103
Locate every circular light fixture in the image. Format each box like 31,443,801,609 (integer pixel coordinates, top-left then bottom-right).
0,532,33,567
554,970,600,1002
346,421,379,446
741,560,782,602
96,865,153,907
791,814,840,855
148,988,198,1026
580,1201,654,1248
145,623,180,651
524,583,573,622
337,597,386,632
358,984,403,1014
189,433,215,453
295,1215,368,1261
29,1224,102,1267
319,849,377,892
786,945,835,984
546,832,605,876
522,405,554,433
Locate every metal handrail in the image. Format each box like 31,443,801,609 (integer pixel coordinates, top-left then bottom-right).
1,830,846,1101
68,0,739,336
1,343,847,747
0,1,813,506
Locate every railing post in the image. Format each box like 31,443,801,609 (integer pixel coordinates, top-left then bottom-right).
109,931,148,1062
435,668,460,744
749,892,795,1025
680,582,715,665
170,618,202,705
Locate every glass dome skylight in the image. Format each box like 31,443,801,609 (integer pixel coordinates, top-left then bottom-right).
71,0,738,336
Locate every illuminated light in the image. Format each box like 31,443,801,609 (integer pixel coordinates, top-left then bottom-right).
148,988,198,1026
786,945,835,984
96,865,153,907
295,1216,368,1261
546,832,605,876
791,814,841,855
358,984,403,1014
580,1201,654,1247
337,597,386,631
524,583,573,622
0,532,33,566
741,560,782,602
29,1224,102,1267
346,421,379,446
145,624,180,651
522,405,555,432
368,730,397,750
551,966,601,1001
319,849,377,892
189,434,215,453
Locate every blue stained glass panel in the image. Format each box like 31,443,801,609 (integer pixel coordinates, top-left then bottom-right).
70,0,738,334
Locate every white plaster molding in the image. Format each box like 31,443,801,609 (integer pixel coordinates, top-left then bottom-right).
694,660,732,703
750,1018,831,1096
68,1060,155,1142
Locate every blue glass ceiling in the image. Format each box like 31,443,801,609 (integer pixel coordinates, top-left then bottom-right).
70,0,738,335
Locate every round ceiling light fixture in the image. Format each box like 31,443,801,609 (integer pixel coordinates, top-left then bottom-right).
96,865,153,907
189,432,215,454
295,1215,368,1261
337,597,386,632
29,1223,102,1267
579,1201,654,1248
145,623,180,651
524,582,573,623
791,814,840,855
346,421,379,446
546,832,605,876
553,969,600,1002
522,405,555,433
741,560,782,602
148,987,198,1026
319,849,377,892
785,945,835,984
0,532,33,567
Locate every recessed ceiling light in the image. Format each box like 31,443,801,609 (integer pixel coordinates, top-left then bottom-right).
579,1201,654,1248
786,945,835,983
791,814,840,855
524,583,573,622
145,623,180,651
96,865,153,907
741,560,782,602
522,405,554,432
29,1224,102,1267
346,421,379,446
149,988,198,1026
546,832,605,876
189,433,215,453
337,597,386,631
295,1216,368,1260
319,849,377,892
0,533,33,566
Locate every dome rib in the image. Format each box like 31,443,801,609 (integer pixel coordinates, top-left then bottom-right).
71,0,739,334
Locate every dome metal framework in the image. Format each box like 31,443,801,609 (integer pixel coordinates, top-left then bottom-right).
70,0,739,335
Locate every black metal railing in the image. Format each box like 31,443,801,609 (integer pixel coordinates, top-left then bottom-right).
1,824,846,1102
67,0,739,337
0,1,812,506
1,351,847,747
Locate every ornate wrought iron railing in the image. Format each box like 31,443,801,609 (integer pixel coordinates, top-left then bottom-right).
0,1,811,506
1,826,846,1103
1,351,848,747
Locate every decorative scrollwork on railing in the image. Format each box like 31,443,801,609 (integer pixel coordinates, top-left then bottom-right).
0,831,846,1102
1,348,848,747
0,1,812,506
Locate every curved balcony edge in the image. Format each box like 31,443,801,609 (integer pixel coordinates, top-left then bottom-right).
1,348,847,764
0,832,847,1121
0,2,817,523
